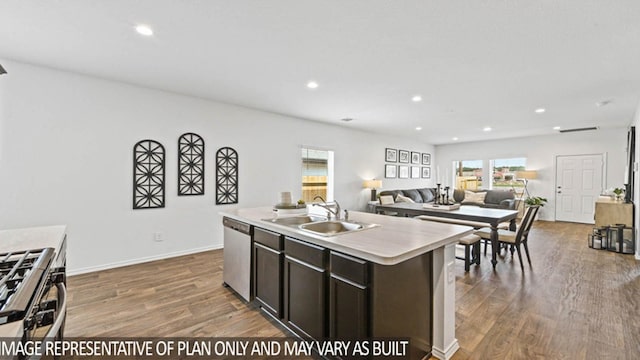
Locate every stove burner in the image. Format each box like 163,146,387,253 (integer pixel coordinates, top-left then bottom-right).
0,248,54,324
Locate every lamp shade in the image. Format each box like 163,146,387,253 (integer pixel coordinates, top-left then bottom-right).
516,170,537,180
363,179,382,189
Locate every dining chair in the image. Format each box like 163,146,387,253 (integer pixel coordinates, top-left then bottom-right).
474,205,540,270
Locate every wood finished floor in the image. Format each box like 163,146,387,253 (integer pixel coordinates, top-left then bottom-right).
65,221,640,359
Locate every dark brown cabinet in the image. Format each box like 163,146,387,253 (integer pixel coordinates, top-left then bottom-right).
284,236,328,340
329,251,368,338
253,228,283,318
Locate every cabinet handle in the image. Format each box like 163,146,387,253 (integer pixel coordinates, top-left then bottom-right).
285,255,326,272
331,274,367,289
254,242,281,255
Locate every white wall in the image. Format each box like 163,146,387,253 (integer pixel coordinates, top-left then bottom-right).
0,60,436,274
435,129,628,221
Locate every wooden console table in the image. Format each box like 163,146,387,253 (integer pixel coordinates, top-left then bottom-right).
594,198,633,227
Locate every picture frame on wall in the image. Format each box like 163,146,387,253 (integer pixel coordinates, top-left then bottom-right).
399,165,409,178
411,166,420,178
422,153,431,165
422,167,431,179
385,148,398,162
385,164,397,178
399,150,410,163
411,152,420,164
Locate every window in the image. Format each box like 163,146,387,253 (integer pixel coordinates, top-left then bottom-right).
453,160,483,190
301,148,334,203
491,157,526,190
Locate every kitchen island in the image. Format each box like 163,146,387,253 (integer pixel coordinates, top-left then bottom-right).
221,207,471,360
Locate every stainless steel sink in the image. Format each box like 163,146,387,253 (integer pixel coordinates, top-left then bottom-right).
262,215,327,227
299,220,378,236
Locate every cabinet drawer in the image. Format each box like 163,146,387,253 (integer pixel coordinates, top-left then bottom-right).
330,251,368,286
254,227,283,250
285,237,326,268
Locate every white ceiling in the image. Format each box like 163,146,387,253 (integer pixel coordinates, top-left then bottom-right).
1,1,639,144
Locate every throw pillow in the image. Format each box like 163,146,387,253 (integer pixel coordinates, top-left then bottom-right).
379,195,395,205
396,194,416,203
462,191,487,204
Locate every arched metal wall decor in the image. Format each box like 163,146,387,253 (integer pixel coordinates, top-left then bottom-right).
133,139,166,209
215,147,239,205
178,132,205,196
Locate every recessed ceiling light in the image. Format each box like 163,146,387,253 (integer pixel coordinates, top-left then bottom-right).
411,95,422,102
483,127,492,132
306,81,318,89
135,25,154,36
341,118,353,122
415,126,422,131
452,137,459,141
553,126,561,130
534,108,546,113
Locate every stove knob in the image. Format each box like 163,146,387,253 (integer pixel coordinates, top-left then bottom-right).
40,299,58,311
35,309,55,327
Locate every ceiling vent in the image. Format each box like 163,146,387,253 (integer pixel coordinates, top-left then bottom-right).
559,126,599,133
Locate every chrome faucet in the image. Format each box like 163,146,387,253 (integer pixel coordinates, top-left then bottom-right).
313,195,342,220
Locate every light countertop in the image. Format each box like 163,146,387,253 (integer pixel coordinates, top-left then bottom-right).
220,207,472,265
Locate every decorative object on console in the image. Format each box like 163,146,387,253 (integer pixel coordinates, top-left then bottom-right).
385,164,397,178
398,165,409,178
363,179,383,201
133,139,165,209
178,132,205,196
385,148,397,162
411,166,420,178
422,167,430,179
422,153,431,165
399,150,410,163
215,147,239,205
411,152,420,164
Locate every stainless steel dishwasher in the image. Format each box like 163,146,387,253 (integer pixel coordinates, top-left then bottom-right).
222,217,252,301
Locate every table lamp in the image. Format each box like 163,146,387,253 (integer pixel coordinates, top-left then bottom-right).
363,179,383,201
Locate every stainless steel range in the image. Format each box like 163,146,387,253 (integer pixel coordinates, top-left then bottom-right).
0,247,67,344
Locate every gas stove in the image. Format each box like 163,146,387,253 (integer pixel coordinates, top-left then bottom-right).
0,247,66,342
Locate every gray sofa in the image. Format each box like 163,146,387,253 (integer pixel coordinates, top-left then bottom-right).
453,189,516,210
378,187,516,210
378,188,436,203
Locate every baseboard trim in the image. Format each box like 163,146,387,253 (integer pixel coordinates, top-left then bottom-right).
68,244,224,276
431,339,460,360
635,253,640,261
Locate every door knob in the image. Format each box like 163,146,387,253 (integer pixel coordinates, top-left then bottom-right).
557,191,562,194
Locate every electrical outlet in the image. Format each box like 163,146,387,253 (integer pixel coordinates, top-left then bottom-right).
153,232,163,242
447,261,455,284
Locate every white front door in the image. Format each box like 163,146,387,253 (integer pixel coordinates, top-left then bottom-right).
555,154,604,223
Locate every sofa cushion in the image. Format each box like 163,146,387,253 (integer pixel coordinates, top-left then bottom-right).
379,190,402,201
379,195,395,205
402,189,423,203
396,194,415,203
485,190,515,204
417,188,435,203
453,189,465,203
462,191,486,204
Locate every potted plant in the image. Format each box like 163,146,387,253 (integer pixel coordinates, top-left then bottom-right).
613,187,625,201
524,196,548,207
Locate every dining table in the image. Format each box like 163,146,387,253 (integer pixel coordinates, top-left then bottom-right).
374,202,519,269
